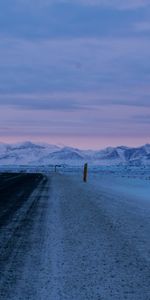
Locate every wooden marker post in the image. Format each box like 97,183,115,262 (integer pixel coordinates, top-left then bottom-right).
83,163,88,182
55,165,62,173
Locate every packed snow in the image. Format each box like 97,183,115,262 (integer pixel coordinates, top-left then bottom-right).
0,170,150,299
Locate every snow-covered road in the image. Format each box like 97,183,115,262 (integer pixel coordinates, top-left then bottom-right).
0,173,150,300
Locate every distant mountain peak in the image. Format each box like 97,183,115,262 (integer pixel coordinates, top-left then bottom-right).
0,141,149,166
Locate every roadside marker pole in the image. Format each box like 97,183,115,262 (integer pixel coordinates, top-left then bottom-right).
83,163,88,182
55,165,62,173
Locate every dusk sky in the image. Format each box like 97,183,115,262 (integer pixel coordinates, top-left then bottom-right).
0,0,150,149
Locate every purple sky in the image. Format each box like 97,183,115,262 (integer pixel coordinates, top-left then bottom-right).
0,0,150,149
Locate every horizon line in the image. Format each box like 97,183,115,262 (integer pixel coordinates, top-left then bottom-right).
0,140,149,152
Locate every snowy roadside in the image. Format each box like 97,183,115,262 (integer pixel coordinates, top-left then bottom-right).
53,173,150,299
62,172,150,263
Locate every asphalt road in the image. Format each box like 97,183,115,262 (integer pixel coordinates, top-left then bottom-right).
0,173,150,300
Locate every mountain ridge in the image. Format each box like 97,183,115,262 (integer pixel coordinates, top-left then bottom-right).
0,141,149,166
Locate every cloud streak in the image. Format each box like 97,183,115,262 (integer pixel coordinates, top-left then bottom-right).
0,87,150,111
134,21,150,32
13,0,150,10
0,36,150,93
0,0,150,147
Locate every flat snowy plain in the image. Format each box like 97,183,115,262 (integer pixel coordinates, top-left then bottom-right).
0,168,150,300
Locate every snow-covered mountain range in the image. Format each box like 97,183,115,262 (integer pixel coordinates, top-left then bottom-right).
0,141,149,166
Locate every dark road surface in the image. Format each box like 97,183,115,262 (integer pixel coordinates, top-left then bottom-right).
0,173,150,300
0,173,47,299
0,173,43,227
